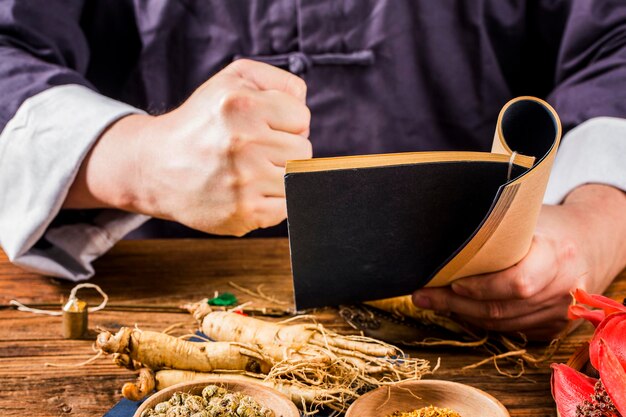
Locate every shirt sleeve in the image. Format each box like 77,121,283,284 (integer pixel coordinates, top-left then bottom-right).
0,2,149,280
543,1,626,203
544,117,626,204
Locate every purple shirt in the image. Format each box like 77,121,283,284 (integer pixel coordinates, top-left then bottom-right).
1,0,626,237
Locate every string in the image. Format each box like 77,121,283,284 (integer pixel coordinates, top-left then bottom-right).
9,300,62,316
70,283,108,313
9,283,108,315
507,151,518,181
44,349,104,368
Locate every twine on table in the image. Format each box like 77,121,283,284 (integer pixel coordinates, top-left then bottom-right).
9,283,108,315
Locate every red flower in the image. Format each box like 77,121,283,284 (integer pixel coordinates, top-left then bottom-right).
551,363,596,417
568,289,626,326
597,339,626,415
551,289,626,416
589,312,626,371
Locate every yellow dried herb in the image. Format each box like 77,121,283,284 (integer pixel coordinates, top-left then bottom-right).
387,405,463,417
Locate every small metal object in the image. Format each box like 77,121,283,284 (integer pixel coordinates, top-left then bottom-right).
62,296,88,339
339,304,459,345
10,283,107,339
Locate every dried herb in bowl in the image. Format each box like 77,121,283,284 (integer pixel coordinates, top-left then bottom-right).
387,405,462,417
140,384,274,417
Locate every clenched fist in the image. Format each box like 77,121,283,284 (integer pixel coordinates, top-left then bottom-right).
66,59,312,236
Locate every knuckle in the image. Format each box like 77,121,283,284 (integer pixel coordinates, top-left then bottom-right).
229,58,253,73
510,269,534,299
222,172,238,192
485,301,504,319
286,75,307,98
219,90,254,115
225,167,256,202
223,132,253,159
225,134,243,156
298,139,313,159
233,168,254,190
302,106,312,130
558,238,579,262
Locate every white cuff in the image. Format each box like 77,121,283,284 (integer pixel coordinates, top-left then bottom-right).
0,84,150,280
544,117,626,204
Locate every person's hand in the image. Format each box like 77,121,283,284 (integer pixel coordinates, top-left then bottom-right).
65,59,312,236
412,184,626,340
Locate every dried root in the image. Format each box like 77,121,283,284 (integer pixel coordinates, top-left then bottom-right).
122,368,155,401
106,303,434,413
97,327,273,374
193,310,432,413
184,299,214,322
113,353,143,370
199,311,430,382
201,311,396,358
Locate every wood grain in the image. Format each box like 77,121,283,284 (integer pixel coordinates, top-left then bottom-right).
0,238,624,417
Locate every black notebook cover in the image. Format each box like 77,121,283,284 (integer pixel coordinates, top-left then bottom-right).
286,161,527,309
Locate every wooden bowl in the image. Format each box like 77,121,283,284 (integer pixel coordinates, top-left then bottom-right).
345,380,509,417
133,378,300,417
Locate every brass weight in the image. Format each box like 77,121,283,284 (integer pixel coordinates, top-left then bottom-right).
62,297,88,339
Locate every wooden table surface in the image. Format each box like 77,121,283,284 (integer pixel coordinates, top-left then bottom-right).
1,238,624,417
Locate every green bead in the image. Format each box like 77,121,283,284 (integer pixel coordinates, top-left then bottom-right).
207,292,238,306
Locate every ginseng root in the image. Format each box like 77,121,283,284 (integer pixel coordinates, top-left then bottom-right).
97,327,272,374
122,368,155,401
200,311,397,358
195,311,431,386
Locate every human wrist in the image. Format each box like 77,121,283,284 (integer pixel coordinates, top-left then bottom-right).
64,113,156,213
563,184,626,288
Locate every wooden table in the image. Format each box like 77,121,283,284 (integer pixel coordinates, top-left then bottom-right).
1,239,624,416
